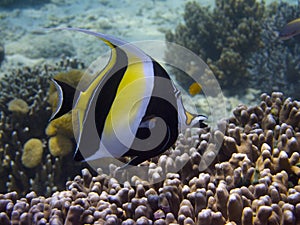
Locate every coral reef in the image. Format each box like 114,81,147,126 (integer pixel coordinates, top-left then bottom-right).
248,2,300,99
0,58,86,196
166,1,300,99
0,92,299,224
165,0,265,92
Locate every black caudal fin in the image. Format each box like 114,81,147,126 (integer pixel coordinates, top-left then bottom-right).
49,78,77,121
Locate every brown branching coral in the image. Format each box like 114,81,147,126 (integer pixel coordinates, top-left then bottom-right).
248,2,300,99
223,92,300,182
0,92,299,224
165,0,264,92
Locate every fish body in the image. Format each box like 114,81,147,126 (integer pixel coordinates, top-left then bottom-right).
51,28,207,166
279,18,300,40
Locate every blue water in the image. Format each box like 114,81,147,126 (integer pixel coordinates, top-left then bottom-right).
0,0,298,66
0,0,299,100
0,0,189,70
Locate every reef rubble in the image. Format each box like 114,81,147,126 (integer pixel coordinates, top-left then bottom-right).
0,92,299,225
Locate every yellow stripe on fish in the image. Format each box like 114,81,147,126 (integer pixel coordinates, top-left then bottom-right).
50,28,207,166
77,41,118,138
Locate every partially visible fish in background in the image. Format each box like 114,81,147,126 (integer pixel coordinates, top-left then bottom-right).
188,82,202,96
50,28,207,167
279,18,300,40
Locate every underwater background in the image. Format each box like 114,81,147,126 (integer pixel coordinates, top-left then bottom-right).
0,0,300,224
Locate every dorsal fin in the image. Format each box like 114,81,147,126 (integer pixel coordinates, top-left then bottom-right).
49,78,77,121
56,27,129,47
55,27,149,61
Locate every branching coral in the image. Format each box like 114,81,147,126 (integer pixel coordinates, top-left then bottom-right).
248,2,300,99
0,92,299,224
165,0,265,92
0,58,86,196
166,1,300,99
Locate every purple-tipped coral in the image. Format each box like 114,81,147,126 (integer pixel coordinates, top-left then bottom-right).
0,92,299,224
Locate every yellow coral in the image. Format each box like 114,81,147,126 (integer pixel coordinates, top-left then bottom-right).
46,112,74,138
48,134,73,157
21,138,44,168
48,91,59,112
45,121,57,137
8,98,29,115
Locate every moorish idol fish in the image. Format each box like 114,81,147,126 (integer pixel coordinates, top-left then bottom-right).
50,28,207,166
279,18,300,40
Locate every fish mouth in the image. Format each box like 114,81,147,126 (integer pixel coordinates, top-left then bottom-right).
279,30,298,40
279,35,292,40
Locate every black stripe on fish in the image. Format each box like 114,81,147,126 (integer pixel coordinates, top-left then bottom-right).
73,44,128,161
123,60,179,166
50,78,76,121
